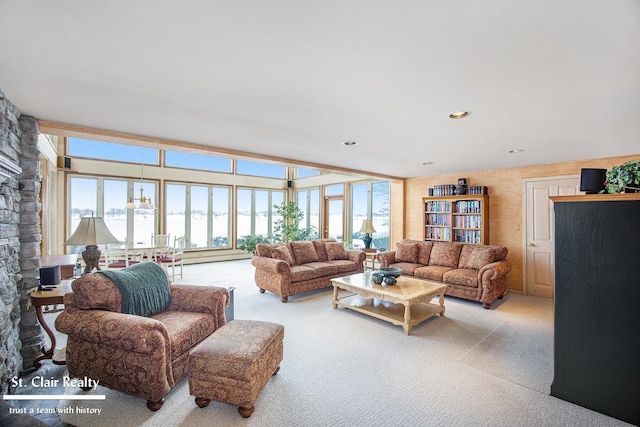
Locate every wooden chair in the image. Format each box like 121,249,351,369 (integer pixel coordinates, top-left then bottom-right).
150,233,171,261
104,242,142,269
156,236,184,280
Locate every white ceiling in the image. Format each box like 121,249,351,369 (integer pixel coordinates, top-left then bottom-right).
1,1,639,179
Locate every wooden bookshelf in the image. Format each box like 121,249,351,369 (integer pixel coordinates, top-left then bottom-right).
423,195,489,244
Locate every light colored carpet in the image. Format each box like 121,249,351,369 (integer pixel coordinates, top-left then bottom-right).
57,260,631,426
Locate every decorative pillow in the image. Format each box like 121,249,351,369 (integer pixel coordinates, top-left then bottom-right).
271,245,295,265
290,241,319,264
312,239,329,262
417,241,433,265
457,245,476,269
466,245,508,270
429,242,463,268
325,241,349,260
396,241,419,263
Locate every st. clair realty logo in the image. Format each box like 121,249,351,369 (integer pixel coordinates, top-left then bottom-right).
11,375,99,389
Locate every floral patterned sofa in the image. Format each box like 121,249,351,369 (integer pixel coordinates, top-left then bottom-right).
378,239,511,309
251,239,366,302
54,265,229,410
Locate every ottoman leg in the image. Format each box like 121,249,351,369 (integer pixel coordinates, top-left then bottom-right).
195,397,211,408
238,404,255,418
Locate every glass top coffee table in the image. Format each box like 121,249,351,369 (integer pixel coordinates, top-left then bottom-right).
331,271,447,335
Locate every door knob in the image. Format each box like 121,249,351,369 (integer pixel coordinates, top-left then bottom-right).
528,242,535,247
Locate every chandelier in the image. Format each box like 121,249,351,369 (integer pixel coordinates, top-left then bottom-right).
126,186,155,210
125,148,156,210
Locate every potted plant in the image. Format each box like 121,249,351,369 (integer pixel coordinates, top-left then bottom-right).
605,161,640,194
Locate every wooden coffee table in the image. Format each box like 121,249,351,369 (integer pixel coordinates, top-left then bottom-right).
331,272,447,335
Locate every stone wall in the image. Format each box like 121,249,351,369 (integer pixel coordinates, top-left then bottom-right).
0,89,43,394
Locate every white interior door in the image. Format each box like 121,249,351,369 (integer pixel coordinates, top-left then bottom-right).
523,176,579,299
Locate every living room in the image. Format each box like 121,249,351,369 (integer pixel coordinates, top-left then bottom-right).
1,1,640,426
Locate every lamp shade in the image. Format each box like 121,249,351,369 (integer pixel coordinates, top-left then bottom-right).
359,220,377,234
64,217,120,246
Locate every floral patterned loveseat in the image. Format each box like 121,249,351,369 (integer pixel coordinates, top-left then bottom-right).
378,240,511,309
55,265,229,411
251,239,366,302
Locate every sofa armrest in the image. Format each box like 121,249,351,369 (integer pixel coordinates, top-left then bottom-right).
55,308,170,354
377,251,396,268
479,260,512,280
166,284,229,327
347,250,366,264
251,256,292,274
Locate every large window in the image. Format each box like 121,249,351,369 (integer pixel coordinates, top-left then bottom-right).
68,176,157,253
165,150,231,173
236,160,286,178
68,138,158,165
236,188,285,245
297,189,320,239
166,183,231,249
350,181,390,250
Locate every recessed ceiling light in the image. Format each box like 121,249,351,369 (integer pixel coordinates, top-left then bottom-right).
509,149,525,154
449,111,470,119
422,162,434,166
343,141,358,146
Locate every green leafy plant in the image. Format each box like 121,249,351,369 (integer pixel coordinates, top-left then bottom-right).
272,201,316,243
605,161,640,194
238,234,271,254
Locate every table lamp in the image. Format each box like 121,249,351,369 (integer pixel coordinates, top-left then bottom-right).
359,220,377,249
64,216,121,274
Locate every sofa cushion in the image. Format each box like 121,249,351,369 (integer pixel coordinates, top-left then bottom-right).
72,273,122,312
388,262,423,275
396,241,419,263
417,241,433,265
327,260,359,273
291,241,320,264
271,245,296,266
312,240,329,262
414,265,454,281
443,268,479,288
289,265,317,282
151,310,216,358
303,262,340,276
458,245,508,270
325,242,349,260
429,242,463,268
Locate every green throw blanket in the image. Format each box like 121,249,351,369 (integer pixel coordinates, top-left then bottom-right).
98,262,171,317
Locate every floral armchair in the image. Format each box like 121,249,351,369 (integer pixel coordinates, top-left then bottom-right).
55,269,229,411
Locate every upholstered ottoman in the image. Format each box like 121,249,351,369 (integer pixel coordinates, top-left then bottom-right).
188,319,284,418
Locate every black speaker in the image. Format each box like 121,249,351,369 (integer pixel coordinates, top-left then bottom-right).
57,156,71,169
287,180,293,188
40,265,61,285
579,168,607,194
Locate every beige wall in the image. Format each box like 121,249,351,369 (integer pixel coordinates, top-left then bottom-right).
397,154,640,293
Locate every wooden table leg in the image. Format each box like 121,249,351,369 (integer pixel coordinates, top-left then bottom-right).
332,285,339,309
33,306,56,369
403,303,411,335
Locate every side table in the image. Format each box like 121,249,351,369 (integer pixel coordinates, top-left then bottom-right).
363,249,379,270
30,278,73,368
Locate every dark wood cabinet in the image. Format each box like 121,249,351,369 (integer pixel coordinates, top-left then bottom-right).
550,194,640,426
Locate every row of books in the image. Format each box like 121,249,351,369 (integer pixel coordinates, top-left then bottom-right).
425,200,451,212
425,227,451,240
455,200,482,213
429,185,456,196
453,215,482,228
454,230,483,243
426,213,450,226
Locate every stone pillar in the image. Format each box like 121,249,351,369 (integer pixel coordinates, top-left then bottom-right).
17,115,43,371
0,90,26,394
